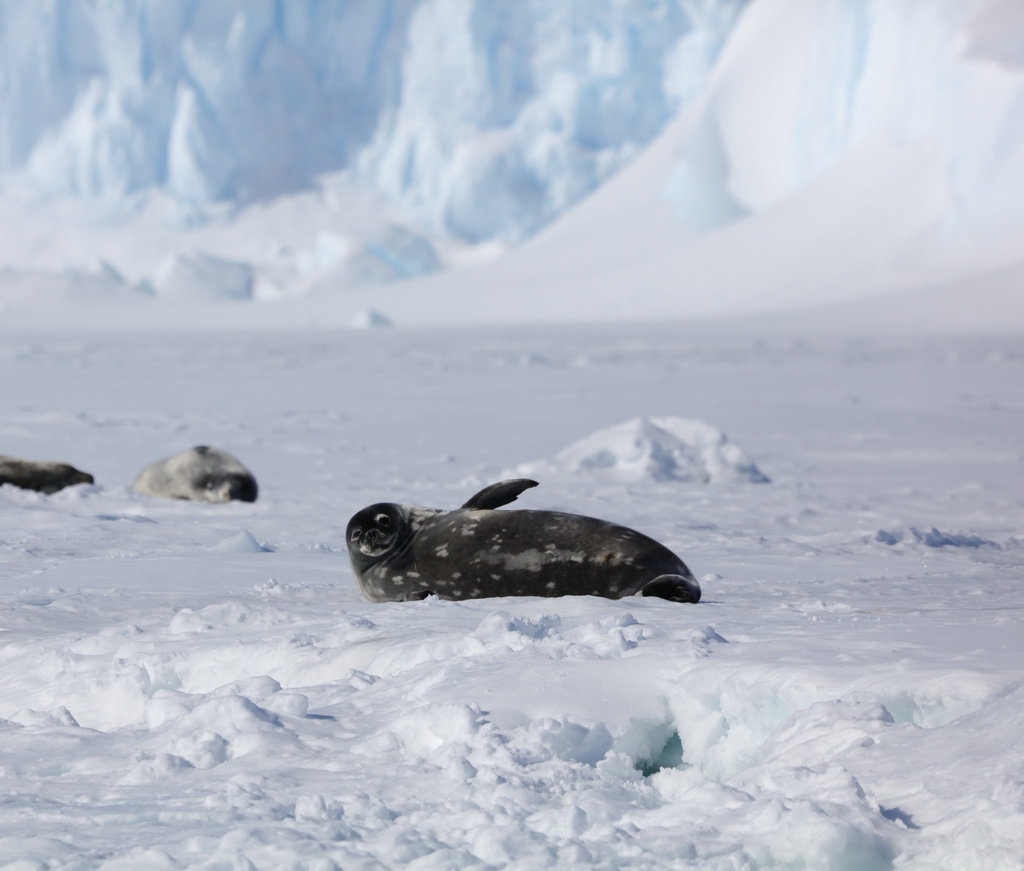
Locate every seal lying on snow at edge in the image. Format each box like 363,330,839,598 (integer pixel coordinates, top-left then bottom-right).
0,455,94,494
346,479,701,604
132,446,258,503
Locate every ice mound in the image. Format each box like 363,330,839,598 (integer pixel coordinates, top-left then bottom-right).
346,225,442,283
351,308,394,329
208,529,272,553
302,227,442,286
516,417,769,484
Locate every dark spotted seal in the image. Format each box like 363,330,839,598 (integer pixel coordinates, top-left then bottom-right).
132,446,258,503
0,455,94,494
346,479,700,604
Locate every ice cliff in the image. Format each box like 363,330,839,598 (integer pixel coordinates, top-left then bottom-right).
0,0,1022,318
0,0,745,242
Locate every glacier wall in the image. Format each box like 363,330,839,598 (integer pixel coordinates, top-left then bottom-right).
0,0,745,241
1,2,417,204
1,0,1023,303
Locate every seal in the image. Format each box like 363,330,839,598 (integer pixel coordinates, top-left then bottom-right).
132,446,258,503
346,479,701,604
0,455,94,494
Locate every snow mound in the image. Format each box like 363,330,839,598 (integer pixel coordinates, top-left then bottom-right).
208,529,272,553
153,252,254,301
515,417,769,484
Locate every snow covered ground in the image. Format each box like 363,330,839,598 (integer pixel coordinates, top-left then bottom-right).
1,6,1023,866
2,324,1022,869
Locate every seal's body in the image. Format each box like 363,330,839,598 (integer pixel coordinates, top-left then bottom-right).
133,446,257,503
0,455,94,494
347,479,700,604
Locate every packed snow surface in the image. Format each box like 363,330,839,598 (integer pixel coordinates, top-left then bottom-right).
1,324,1022,869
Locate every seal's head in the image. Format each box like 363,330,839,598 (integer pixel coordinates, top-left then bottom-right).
199,471,258,503
346,503,408,573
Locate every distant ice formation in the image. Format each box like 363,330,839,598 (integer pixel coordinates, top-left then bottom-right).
351,309,394,329
0,0,745,242
153,252,254,301
3,0,1018,248
516,417,769,484
0,262,150,304
1,1,1023,322
344,226,443,283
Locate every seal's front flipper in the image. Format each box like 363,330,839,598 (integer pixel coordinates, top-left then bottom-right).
641,574,702,604
461,478,539,510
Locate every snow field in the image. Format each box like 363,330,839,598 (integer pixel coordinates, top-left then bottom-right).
0,326,1022,869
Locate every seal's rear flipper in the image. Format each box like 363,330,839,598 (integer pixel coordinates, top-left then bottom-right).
462,478,539,510
641,574,702,604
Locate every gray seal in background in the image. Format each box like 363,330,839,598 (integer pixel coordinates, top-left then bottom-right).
346,479,700,604
133,446,258,503
0,455,94,494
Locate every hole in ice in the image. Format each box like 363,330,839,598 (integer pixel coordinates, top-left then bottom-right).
880,806,918,829
633,731,684,777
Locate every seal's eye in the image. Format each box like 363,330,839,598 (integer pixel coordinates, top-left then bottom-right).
349,527,362,541
375,513,391,527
